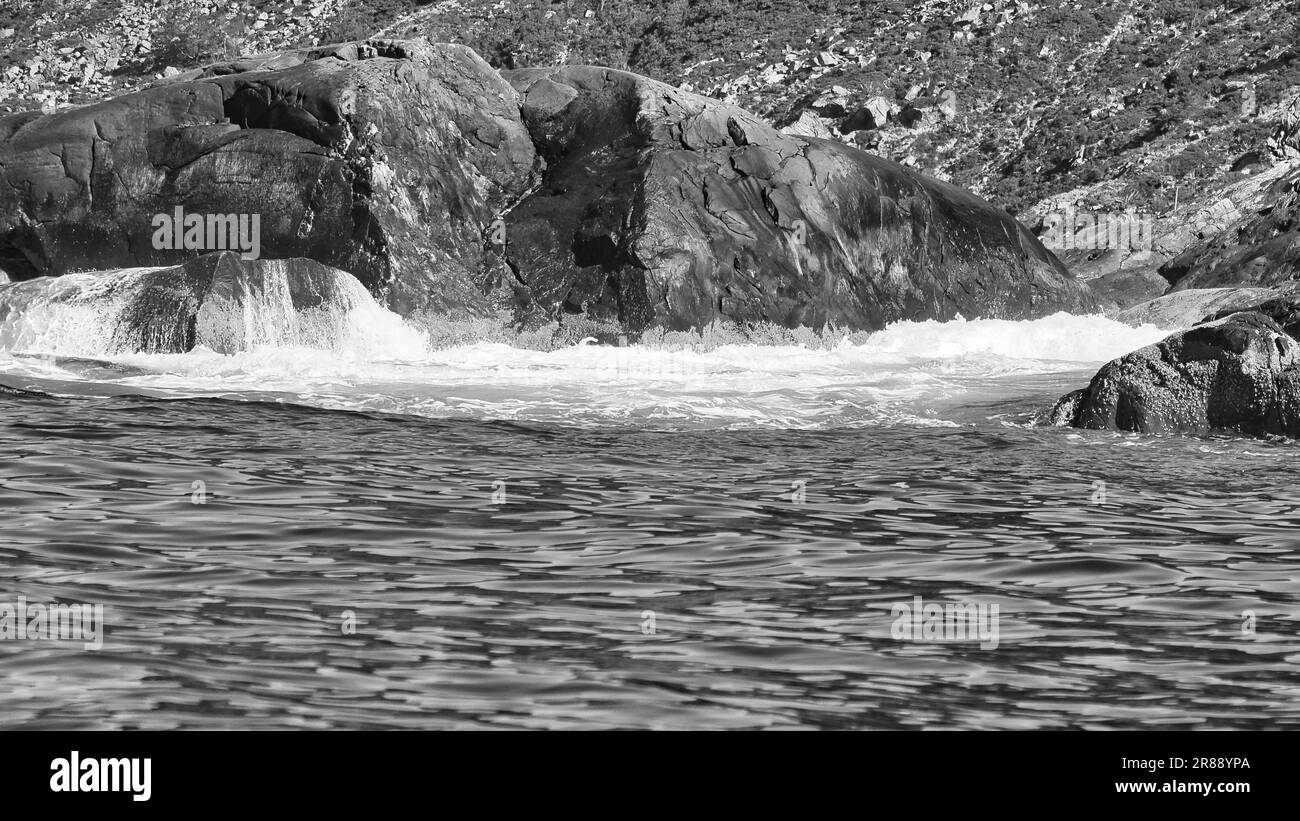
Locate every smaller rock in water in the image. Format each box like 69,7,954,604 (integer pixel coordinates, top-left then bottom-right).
194,254,370,353
0,252,405,356
1052,311,1300,438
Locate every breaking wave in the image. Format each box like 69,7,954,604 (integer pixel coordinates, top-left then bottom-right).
0,265,1168,429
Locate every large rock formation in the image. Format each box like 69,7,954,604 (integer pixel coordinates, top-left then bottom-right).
1026,163,1300,314
1200,285,1300,338
0,40,537,317
1086,267,1171,314
1116,286,1278,330
1051,311,1300,437
0,39,1093,335
502,65,1093,332
1163,165,1300,291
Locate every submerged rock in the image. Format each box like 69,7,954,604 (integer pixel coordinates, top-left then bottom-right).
1051,311,1300,437
0,251,406,355
0,382,49,398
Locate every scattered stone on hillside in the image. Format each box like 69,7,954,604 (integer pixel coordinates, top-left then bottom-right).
782,110,832,139
938,89,958,119
810,87,849,118
758,65,786,86
956,6,982,26
840,96,894,133
899,98,943,130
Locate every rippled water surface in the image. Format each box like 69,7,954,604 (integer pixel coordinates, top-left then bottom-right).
2,311,1299,729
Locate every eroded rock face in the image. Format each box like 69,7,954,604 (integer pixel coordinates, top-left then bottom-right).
1,41,1091,334
502,66,1094,332
1117,280,1300,333
1164,165,1300,291
1200,283,1300,338
1051,311,1300,437
1117,286,1277,330
1087,267,1171,313
0,40,538,317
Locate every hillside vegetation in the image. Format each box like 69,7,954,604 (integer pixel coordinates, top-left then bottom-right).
1,0,1296,233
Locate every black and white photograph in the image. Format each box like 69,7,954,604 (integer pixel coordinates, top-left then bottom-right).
0,0,1293,796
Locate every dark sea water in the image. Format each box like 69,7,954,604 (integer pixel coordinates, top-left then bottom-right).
0,273,1297,729
2,360,1299,729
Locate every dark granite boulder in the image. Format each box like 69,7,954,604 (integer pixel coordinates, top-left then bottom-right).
1,41,1092,335
501,66,1094,332
0,40,538,317
1051,311,1300,437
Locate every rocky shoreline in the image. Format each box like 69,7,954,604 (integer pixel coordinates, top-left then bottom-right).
1051,273,1300,440
4,37,1300,440
0,38,1093,338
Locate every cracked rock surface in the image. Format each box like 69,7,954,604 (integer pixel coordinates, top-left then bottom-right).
0,40,536,317
1,39,1093,330
503,64,1094,332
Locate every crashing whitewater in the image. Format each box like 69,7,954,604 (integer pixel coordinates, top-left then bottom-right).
0,263,1169,430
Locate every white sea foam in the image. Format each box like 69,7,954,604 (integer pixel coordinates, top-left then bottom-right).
0,267,1170,428
0,269,164,354
0,263,429,359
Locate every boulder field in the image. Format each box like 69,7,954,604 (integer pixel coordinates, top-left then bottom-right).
0,39,1093,335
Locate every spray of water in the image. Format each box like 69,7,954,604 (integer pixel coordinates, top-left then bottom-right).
0,261,427,359
0,264,1169,429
